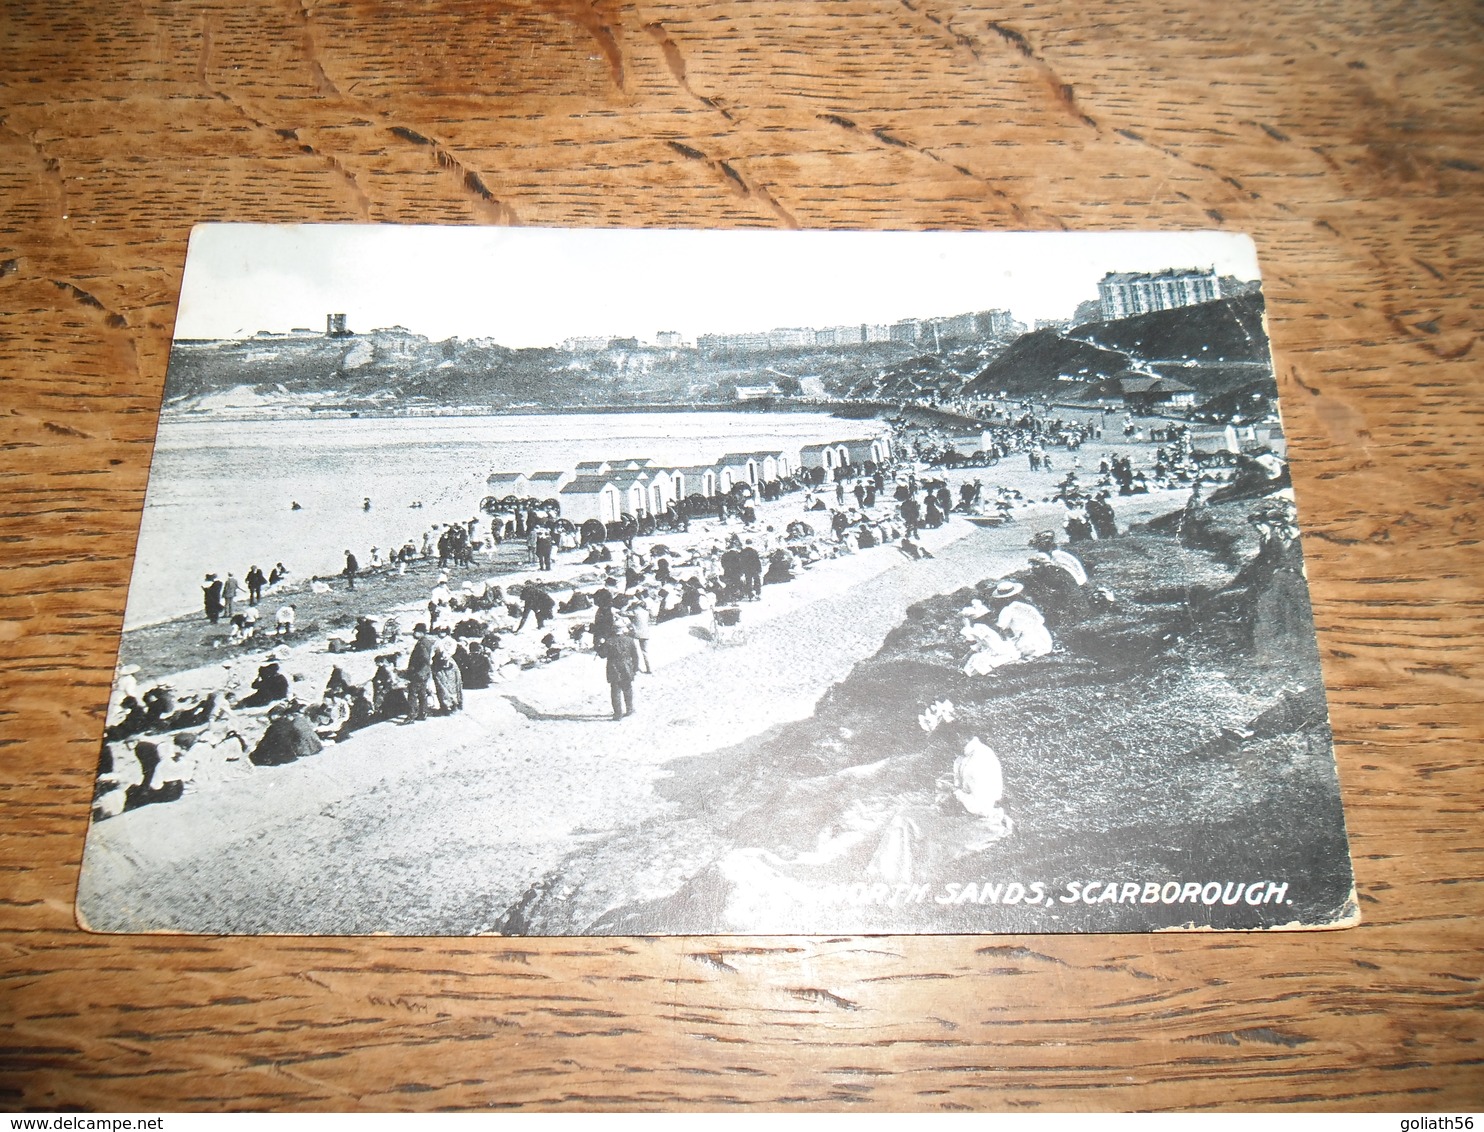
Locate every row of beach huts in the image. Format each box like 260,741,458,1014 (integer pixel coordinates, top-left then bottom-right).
488,434,893,525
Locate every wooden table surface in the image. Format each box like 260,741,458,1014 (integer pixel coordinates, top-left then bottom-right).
2,0,1480,1112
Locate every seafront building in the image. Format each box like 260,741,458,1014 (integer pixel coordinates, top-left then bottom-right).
1097,268,1221,321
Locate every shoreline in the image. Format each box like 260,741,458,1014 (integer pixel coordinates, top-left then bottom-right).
157,399,897,425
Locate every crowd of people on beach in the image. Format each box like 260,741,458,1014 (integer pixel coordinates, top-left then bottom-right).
101,454,998,819
99,404,1245,826
199,563,297,644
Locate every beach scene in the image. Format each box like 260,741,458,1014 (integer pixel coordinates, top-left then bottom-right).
78,227,1355,935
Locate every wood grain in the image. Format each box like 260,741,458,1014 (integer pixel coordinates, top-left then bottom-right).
2,0,1481,1111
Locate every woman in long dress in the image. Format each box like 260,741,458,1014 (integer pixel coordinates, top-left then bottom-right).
960,583,1053,674
430,628,464,714
996,589,1053,659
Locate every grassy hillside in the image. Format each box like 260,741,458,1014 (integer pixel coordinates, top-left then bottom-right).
964,331,1133,398
495,490,1353,935
1074,290,1271,363
965,292,1274,406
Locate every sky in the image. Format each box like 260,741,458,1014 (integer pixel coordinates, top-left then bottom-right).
173,225,1262,346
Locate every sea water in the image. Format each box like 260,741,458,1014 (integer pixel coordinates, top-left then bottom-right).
122,410,882,629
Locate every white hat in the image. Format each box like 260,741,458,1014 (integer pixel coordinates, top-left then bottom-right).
960,599,991,620
991,580,1024,600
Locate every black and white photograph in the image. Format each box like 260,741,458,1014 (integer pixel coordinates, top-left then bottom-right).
77,225,1356,936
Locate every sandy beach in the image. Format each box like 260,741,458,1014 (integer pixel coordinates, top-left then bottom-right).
80,478,1184,935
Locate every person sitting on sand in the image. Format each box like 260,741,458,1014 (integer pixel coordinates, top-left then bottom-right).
371,654,409,722
235,660,289,708
899,536,934,561
350,616,380,651
318,667,372,740
123,737,188,810
249,701,322,766
455,639,495,690
951,736,1012,839
961,601,1020,675
764,550,794,586
558,590,593,614
309,697,351,741
162,690,233,732
274,604,296,637
104,695,150,743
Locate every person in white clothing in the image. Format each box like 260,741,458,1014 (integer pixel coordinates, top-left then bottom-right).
961,582,1052,675
1030,530,1087,586
995,582,1053,659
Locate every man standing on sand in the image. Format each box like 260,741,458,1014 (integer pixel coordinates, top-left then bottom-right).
245,565,266,606
900,495,921,540
402,624,435,722
343,550,359,591
740,540,762,600
605,625,642,720
628,593,654,674
222,572,241,620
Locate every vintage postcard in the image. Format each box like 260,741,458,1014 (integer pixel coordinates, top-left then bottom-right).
78,226,1356,934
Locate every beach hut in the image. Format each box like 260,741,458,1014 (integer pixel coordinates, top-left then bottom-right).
721,450,790,483
638,469,680,514
606,469,656,517
843,436,890,466
800,441,855,481
486,471,531,497
558,476,624,526
717,453,762,489
1190,425,1240,459
669,466,718,499
524,470,572,500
